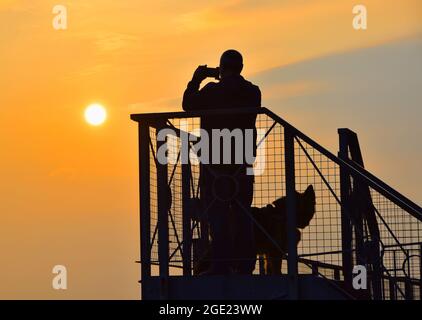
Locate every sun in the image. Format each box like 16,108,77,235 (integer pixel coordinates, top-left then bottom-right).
84,103,107,126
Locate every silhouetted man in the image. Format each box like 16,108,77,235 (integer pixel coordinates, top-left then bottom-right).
183,50,261,275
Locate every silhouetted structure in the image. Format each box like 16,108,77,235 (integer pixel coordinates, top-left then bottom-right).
182,50,261,275
131,107,422,300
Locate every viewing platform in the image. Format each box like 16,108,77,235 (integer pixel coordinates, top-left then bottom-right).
131,107,422,300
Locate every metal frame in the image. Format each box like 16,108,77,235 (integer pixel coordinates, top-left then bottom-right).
338,128,382,299
131,107,422,300
138,121,151,298
285,127,298,299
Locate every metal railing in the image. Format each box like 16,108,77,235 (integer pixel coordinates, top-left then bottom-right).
131,107,422,300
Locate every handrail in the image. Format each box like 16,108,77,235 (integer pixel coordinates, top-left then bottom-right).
261,108,422,220
130,107,266,122
130,107,422,219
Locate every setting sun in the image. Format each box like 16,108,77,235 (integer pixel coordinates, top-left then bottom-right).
84,103,107,126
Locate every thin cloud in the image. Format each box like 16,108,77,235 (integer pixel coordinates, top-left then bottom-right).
128,97,181,113
94,32,138,53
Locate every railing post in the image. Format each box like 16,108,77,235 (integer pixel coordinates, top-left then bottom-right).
284,127,298,299
420,245,422,300
156,122,169,298
369,241,383,300
405,278,414,300
389,278,396,300
182,141,192,276
338,129,353,289
139,122,151,299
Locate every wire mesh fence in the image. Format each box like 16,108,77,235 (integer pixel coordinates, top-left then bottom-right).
135,108,422,300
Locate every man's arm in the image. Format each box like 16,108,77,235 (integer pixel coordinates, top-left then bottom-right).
182,81,217,111
182,79,200,111
255,85,262,108
182,66,219,111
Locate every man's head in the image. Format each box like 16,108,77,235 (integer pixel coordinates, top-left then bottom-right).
219,49,243,78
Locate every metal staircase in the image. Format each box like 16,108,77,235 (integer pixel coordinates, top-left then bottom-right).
131,107,422,300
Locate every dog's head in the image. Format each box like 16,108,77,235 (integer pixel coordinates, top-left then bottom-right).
272,184,316,229
296,185,316,228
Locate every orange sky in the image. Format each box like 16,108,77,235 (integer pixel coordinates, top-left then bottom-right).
0,0,421,299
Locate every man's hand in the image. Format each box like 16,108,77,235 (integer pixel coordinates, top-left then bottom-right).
192,65,208,83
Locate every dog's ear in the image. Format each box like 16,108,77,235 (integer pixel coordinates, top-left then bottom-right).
297,185,316,229
305,184,314,196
